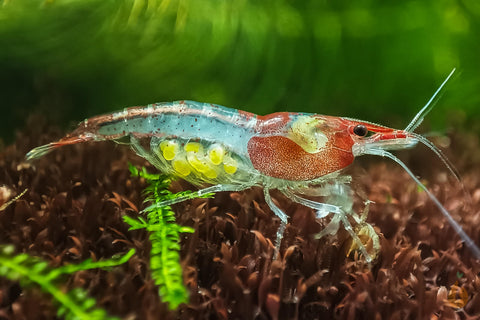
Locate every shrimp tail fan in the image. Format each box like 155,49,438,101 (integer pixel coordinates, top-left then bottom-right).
26,136,93,160
26,143,58,160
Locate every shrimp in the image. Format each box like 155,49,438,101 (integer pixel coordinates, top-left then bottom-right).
26,69,480,262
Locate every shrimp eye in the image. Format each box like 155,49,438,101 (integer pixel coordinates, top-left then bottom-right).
353,124,368,137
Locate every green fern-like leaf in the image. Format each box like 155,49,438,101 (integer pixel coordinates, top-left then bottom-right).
125,164,208,310
0,246,134,320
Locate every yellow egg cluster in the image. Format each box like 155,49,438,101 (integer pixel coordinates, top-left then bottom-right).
158,140,238,180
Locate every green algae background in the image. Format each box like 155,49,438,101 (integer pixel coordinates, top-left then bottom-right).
1,0,479,142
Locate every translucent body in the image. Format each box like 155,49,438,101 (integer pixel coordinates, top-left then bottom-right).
26,94,480,261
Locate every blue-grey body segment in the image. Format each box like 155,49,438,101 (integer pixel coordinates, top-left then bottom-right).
95,101,258,158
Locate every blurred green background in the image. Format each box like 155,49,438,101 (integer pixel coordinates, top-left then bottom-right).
1,0,479,143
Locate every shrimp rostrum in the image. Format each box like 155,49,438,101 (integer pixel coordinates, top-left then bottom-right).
26,70,480,262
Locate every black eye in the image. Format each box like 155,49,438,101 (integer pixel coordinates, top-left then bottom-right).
353,124,368,137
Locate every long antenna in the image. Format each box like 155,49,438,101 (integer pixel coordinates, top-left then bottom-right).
407,131,461,182
405,69,456,133
366,148,480,260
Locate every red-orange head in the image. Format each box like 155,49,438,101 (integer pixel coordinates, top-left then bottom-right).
247,114,418,181
341,118,418,157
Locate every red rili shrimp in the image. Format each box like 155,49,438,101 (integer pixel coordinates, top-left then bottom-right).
26,69,480,262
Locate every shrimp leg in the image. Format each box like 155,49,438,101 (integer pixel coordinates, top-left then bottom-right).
282,190,343,217
264,188,288,258
145,183,255,210
282,189,374,263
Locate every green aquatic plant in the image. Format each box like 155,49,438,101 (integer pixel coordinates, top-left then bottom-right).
125,164,212,310
0,245,134,320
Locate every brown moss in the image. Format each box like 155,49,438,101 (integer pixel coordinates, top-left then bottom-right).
1,120,479,319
